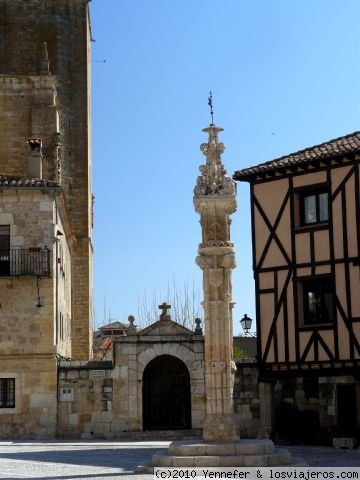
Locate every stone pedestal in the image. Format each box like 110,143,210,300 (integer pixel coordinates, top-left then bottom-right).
136,439,306,473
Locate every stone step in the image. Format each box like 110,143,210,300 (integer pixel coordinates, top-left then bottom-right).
135,440,308,473
152,449,293,468
135,458,308,475
168,439,275,456
114,429,202,440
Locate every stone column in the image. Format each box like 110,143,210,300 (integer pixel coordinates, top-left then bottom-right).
194,125,238,441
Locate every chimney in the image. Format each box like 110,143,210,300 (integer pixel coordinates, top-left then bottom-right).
27,138,43,178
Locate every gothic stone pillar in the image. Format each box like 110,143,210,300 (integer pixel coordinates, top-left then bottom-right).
194,125,239,441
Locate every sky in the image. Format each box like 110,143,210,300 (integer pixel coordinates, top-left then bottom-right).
90,0,360,335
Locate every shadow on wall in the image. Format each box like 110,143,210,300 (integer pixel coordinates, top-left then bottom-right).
273,401,320,445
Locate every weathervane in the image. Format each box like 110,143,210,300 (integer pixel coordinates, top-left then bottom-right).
208,90,214,125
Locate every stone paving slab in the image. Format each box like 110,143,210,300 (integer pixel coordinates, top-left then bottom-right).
0,441,358,479
287,445,360,467
0,441,165,479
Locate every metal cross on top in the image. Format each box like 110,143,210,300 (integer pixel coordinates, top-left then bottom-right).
158,302,171,316
208,90,214,125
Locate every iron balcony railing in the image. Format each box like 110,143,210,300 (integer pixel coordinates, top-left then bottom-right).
0,248,51,277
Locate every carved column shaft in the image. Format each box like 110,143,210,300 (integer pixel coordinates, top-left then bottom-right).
194,125,238,441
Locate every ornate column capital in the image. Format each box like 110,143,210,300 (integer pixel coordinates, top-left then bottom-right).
194,124,237,205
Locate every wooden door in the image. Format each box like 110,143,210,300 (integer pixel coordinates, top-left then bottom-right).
143,355,191,431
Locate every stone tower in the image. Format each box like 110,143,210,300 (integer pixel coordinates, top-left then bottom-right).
0,0,93,359
194,124,238,440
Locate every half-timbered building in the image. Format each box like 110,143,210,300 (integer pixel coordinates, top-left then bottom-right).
234,132,360,440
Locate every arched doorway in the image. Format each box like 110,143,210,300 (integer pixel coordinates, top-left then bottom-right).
143,355,191,430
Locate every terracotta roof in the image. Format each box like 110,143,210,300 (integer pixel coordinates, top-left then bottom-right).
0,176,59,188
92,336,112,361
100,321,129,330
234,131,360,181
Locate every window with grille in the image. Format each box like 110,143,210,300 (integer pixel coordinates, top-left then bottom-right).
0,378,15,408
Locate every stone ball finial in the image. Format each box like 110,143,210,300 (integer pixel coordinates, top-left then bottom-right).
194,317,203,335
127,315,137,335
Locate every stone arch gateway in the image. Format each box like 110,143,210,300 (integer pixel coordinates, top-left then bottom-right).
142,355,191,430
111,311,205,433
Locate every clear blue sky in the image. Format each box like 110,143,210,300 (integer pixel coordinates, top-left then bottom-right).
90,0,360,334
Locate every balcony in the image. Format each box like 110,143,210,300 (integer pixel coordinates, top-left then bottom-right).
0,248,51,277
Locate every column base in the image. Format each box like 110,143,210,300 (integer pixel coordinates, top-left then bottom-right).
202,413,240,441
135,438,308,473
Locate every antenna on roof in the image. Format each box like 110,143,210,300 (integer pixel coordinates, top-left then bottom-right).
208,90,214,125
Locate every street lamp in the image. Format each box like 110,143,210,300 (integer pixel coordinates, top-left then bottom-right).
240,314,253,335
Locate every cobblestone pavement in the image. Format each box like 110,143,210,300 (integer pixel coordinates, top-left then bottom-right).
0,441,359,480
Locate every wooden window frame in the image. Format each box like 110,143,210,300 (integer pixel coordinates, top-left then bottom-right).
299,186,329,227
299,276,335,327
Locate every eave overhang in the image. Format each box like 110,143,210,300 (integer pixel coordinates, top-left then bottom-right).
233,131,360,183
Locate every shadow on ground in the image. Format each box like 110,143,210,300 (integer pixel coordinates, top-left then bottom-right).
0,447,161,468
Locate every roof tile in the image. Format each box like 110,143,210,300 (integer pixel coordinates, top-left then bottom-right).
234,131,360,180
100,321,129,330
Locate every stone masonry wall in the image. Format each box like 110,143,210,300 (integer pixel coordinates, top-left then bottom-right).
0,188,72,437
0,358,57,438
234,364,360,441
58,363,115,438
233,364,260,438
57,360,359,439
0,0,93,360
272,375,359,442
56,210,72,358
58,334,206,438
0,76,59,180
0,190,56,356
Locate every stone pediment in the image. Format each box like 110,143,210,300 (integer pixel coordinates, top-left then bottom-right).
138,318,195,337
